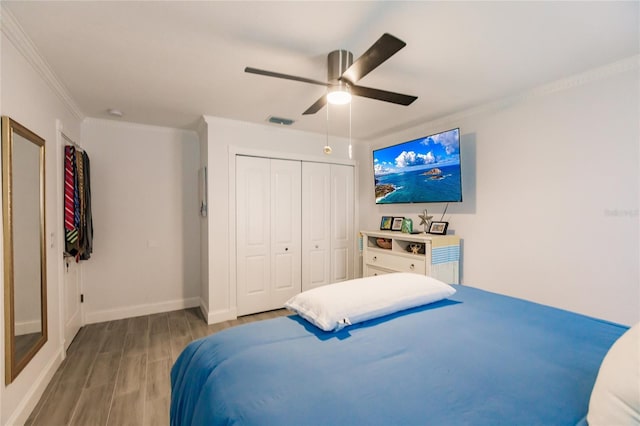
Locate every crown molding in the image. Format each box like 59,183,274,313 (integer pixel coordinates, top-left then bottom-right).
1,5,85,121
83,117,199,136
367,54,640,141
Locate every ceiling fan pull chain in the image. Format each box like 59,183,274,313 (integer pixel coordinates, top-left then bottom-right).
324,99,332,155
348,101,352,159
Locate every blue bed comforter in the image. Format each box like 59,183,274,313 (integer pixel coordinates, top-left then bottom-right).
171,285,627,426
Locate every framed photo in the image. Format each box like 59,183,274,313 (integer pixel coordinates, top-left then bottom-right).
391,217,404,231
428,221,449,235
380,216,393,230
401,218,413,233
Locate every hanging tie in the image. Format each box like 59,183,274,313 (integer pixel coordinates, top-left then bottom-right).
64,145,79,255
81,151,93,260
64,146,74,231
76,150,85,257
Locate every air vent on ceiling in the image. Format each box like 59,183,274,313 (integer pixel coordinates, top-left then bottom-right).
267,116,295,126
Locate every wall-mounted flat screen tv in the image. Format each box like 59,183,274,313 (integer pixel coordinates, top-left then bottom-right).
373,128,462,204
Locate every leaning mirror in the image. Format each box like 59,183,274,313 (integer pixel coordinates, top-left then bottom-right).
2,116,47,384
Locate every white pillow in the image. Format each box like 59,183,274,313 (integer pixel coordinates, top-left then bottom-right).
587,322,640,425
284,273,456,332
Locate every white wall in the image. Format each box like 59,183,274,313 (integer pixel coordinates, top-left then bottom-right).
0,28,82,425
80,119,201,323
202,116,358,323
196,119,210,316
357,60,639,326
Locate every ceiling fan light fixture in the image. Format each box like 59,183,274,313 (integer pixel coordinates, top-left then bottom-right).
327,84,352,105
246,34,416,115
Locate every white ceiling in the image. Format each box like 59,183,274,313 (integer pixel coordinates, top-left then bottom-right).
4,1,639,140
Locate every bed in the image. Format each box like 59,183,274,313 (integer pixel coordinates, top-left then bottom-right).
171,278,631,426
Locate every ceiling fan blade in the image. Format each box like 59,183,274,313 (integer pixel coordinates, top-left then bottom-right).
351,85,417,106
302,95,327,115
245,67,329,87
340,33,406,84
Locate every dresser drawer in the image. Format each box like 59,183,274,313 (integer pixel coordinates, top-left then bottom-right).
365,265,394,277
365,251,426,274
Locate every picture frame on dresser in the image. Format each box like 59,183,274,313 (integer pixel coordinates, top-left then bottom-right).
380,216,393,230
391,217,404,231
429,221,449,235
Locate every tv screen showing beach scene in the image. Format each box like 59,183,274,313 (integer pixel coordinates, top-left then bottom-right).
373,128,462,204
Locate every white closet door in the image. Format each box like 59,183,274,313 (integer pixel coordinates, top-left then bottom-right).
237,156,301,316
301,162,331,291
330,164,354,283
64,259,82,350
269,159,302,308
236,156,271,316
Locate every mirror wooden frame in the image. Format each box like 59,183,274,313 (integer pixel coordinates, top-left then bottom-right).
2,116,47,384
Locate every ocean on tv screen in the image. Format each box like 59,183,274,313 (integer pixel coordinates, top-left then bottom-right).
375,164,461,203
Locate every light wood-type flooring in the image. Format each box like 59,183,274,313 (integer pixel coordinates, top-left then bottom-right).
25,308,290,426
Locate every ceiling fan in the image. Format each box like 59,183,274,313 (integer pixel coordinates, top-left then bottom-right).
245,33,418,115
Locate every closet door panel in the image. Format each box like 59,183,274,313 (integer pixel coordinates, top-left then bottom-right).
332,247,348,282
301,162,331,291
236,156,271,316
273,254,294,291
64,260,82,350
244,257,268,294
270,159,301,308
309,251,328,285
330,164,354,283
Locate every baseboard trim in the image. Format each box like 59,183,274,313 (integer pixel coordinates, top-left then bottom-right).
15,319,43,335
199,300,210,323
6,346,64,426
84,297,201,324
207,307,237,325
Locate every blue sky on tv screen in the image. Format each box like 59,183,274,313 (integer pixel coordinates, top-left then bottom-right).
374,128,460,176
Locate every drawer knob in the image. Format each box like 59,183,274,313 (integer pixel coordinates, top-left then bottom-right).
315,245,319,249
373,256,377,261
374,273,378,276
410,264,415,270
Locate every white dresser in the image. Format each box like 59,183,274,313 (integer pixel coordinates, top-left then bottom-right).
361,230,460,284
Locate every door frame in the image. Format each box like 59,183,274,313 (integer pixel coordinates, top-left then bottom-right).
56,121,83,356
228,146,358,320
